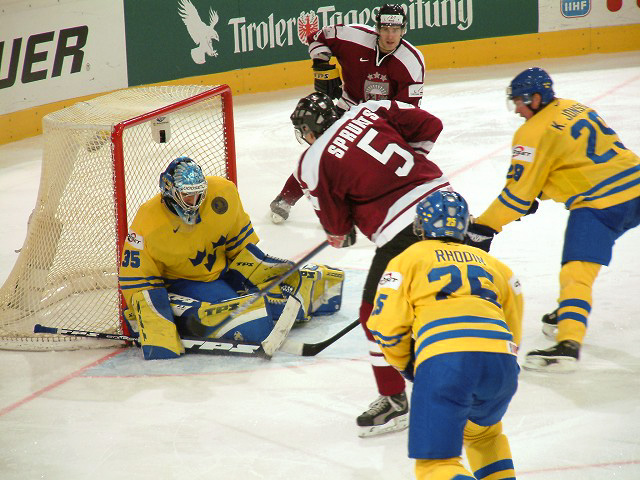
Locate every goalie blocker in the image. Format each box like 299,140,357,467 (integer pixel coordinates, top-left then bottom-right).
123,244,344,359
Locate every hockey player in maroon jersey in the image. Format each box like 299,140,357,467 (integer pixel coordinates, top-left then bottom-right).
270,4,426,224
289,92,450,436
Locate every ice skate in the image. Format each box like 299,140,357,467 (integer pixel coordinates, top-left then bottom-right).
541,308,558,339
523,340,580,373
356,392,409,438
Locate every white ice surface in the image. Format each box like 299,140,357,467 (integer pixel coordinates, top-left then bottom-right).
1,52,639,479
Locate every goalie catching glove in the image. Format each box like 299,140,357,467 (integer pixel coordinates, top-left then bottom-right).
313,59,342,99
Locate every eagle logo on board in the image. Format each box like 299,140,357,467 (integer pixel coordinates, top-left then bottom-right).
178,0,220,64
297,11,319,45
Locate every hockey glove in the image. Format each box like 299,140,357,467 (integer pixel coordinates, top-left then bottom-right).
326,227,356,248
313,59,342,99
465,223,497,252
399,337,416,382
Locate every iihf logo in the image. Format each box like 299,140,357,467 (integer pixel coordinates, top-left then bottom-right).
561,0,591,18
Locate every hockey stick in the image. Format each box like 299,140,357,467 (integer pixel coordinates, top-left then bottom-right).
279,318,360,356
187,240,329,337
33,296,301,359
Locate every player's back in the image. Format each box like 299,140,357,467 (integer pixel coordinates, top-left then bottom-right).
386,239,522,364
516,98,640,210
300,101,447,243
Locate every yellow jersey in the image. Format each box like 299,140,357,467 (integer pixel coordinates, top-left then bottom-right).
477,98,640,232
367,240,523,372
119,176,259,308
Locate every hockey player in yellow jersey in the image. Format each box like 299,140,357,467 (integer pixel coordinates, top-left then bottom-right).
119,157,344,359
465,67,640,372
368,191,523,480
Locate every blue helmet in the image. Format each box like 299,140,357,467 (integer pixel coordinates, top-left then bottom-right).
159,156,207,224
413,191,470,242
507,67,555,107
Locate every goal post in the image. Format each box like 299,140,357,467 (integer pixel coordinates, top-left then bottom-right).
0,85,236,350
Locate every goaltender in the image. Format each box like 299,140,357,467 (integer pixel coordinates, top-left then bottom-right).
119,156,344,359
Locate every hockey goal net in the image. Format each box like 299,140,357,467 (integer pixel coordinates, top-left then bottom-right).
0,85,236,350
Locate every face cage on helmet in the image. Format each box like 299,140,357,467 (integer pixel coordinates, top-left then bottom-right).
170,181,207,224
293,122,314,145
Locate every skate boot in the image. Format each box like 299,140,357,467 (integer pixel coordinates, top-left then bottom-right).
523,340,580,372
356,392,409,438
541,308,558,339
270,195,292,224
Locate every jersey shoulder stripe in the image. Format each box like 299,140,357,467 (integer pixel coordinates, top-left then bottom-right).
394,41,426,82
337,24,377,48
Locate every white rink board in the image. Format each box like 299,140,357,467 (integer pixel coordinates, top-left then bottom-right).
0,0,127,115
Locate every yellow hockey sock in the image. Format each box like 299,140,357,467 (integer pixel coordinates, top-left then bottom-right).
556,261,600,344
464,421,515,479
415,458,474,480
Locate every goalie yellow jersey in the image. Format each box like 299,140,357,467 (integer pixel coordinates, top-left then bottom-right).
476,98,640,232
118,176,259,309
367,240,523,372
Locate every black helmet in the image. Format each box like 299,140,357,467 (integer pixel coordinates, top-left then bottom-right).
290,92,339,142
376,4,407,34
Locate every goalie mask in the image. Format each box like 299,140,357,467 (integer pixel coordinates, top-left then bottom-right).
413,191,470,242
159,156,208,225
290,92,340,144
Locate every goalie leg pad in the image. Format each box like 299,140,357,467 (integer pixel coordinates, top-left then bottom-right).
307,264,344,316
132,289,184,360
262,264,345,323
263,268,312,323
169,293,273,343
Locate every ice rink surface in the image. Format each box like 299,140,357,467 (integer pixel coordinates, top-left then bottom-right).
1,52,639,479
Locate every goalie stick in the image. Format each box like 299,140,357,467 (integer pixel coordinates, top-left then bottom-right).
187,240,329,337
33,296,301,359
279,318,360,356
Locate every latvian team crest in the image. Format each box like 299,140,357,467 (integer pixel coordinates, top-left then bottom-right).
364,73,390,101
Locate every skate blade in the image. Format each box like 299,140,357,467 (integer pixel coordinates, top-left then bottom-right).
522,355,578,373
358,414,408,438
542,324,557,340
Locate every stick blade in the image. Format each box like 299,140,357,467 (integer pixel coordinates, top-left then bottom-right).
262,296,300,358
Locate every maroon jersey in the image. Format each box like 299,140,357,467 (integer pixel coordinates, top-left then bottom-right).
308,24,425,110
295,100,449,247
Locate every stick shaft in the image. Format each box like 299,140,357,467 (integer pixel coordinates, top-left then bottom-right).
279,318,360,356
33,324,267,357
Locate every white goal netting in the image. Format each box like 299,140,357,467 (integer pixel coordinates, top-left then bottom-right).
0,85,234,350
